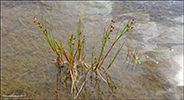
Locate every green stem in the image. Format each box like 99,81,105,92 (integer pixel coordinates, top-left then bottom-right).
105,42,125,72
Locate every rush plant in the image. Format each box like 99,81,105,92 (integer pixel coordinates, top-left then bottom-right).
33,16,135,99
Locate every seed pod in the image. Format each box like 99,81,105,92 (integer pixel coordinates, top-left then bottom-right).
111,20,115,23
43,29,46,33
37,22,40,25
38,25,42,28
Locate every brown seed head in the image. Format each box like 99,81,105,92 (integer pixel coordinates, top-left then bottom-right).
38,25,42,28
33,16,36,20
43,29,46,33
37,22,40,25
111,20,115,23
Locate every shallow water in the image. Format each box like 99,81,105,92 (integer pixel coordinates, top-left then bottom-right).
1,1,183,99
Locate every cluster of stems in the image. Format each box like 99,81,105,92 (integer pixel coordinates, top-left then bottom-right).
33,16,135,96
33,15,135,74
86,18,135,75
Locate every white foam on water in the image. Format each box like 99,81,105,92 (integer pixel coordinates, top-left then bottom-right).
173,55,183,86
156,55,183,99
173,15,184,24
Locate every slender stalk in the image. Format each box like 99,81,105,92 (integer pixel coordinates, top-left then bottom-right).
62,48,70,63
91,46,95,68
114,18,131,44
33,17,60,56
68,34,74,66
114,18,128,41
84,58,101,80
98,17,133,69
105,42,125,72
98,43,115,69
77,19,81,60
88,21,115,71
74,81,86,99
59,41,63,61
81,35,85,60
97,22,114,61
41,16,45,29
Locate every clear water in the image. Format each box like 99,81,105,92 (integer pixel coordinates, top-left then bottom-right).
1,1,183,99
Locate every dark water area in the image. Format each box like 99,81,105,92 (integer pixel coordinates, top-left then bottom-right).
1,1,183,99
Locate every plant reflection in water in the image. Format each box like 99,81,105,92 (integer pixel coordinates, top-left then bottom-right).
55,62,118,99
123,44,141,71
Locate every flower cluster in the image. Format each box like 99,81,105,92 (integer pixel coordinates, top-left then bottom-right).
111,20,115,23
33,16,47,35
33,16,62,58
69,34,76,45
103,20,116,40
126,19,135,32
110,20,115,32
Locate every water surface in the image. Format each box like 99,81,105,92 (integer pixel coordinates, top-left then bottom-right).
1,1,183,99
